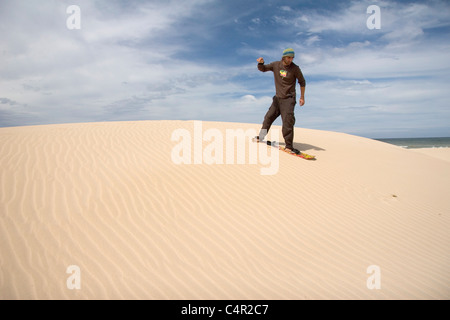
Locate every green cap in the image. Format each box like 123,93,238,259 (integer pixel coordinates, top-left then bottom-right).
282,48,295,58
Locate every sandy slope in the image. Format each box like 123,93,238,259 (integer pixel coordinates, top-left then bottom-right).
0,120,449,299
412,148,450,162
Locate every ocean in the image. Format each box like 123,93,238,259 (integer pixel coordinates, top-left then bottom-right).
375,137,450,149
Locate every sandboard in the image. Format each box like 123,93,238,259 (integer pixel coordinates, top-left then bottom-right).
252,138,316,160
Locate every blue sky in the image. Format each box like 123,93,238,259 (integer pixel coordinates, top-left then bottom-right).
0,0,449,138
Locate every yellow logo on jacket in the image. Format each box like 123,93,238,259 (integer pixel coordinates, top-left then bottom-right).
280,70,287,78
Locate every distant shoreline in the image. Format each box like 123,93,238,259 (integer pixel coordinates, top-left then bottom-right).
375,137,450,149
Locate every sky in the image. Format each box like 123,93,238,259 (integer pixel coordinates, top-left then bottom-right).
0,0,449,138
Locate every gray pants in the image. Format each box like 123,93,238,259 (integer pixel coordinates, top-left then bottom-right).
259,96,296,149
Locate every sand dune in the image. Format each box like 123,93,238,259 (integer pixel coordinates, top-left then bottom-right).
412,148,450,163
0,120,449,299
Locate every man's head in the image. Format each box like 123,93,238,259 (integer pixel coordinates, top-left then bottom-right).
282,48,295,66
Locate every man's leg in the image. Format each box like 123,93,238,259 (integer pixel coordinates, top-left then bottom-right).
259,96,280,140
279,97,296,150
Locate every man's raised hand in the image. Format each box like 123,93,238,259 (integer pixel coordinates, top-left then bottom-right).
257,57,265,64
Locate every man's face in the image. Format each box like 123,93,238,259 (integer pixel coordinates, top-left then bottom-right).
283,56,294,66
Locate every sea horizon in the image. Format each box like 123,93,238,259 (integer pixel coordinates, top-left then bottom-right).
374,137,450,149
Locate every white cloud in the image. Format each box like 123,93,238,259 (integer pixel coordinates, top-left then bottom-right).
305,35,320,46
0,0,239,126
297,41,450,80
251,18,261,24
285,0,450,43
280,6,292,12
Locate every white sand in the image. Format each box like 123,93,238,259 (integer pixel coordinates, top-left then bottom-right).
411,147,450,163
0,120,449,300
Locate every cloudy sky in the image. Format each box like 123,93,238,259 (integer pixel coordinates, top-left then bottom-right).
0,0,449,138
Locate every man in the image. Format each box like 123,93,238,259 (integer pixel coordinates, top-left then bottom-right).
256,48,306,154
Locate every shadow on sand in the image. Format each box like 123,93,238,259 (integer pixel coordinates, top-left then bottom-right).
277,141,326,152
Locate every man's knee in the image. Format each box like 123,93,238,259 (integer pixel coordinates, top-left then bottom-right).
284,112,295,127
264,106,280,124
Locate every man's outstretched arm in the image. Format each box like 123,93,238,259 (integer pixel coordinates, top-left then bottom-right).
257,57,272,72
